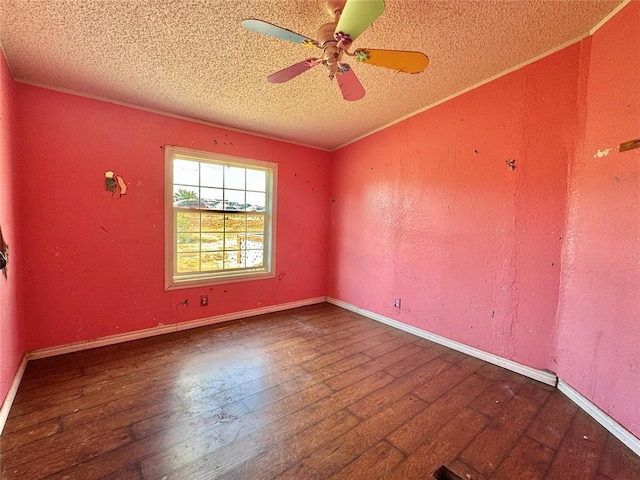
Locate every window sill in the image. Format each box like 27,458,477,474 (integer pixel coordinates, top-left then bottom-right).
165,270,275,290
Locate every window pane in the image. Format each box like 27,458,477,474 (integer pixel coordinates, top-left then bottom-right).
224,213,246,232
202,233,224,251
246,169,266,192
174,159,199,186
201,163,223,188
174,186,200,207
177,253,200,273
202,252,224,271
177,233,200,252
225,166,245,190
202,212,224,232
246,214,264,233
244,249,264,268
224,233,245,250
200,187,223,209
224,189,245,210
223,251,244,269
177,211,200,232
246,191,265,211
244,235,263,250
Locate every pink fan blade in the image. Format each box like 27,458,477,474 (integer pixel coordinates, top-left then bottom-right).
268,60,317,83
337,66,365,101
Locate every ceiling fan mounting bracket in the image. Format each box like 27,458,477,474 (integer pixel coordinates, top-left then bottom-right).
325,0,347,17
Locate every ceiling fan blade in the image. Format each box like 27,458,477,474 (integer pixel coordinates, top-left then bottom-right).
334,0,385,42
337,66,365,101
241,19,318,46
268,60,317,83
356,49,429,73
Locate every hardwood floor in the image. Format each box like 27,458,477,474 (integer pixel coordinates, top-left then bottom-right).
1,303,638,479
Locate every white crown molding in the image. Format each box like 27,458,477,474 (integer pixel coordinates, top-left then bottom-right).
14,78,331,153
589,0,633,35
332,0,633,152
332,32,589,151
0,40,16,79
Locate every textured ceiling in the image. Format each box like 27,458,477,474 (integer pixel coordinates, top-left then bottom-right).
0,0,624,150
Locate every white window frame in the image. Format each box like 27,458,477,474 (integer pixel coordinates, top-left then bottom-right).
164,145,277,290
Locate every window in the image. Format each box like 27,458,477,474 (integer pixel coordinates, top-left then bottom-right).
165,146,277,290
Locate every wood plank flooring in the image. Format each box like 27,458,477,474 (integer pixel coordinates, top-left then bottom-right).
1,303,639,479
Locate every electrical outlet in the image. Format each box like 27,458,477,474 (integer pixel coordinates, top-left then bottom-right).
200,295,208,307
394,297,401,309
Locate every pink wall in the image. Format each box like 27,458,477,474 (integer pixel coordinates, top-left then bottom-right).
17,85,331,350
329,44,581,370
3,0,638,441
0,50,25,407
329,1,639,439
556,1,640,438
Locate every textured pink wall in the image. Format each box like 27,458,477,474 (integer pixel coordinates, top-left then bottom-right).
556,1,640,438
4,1,638,442
329,44,581,370
0,50,25,406
17,85,331,350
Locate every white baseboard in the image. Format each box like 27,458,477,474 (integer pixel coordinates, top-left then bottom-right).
327,297,557,386
29,296,327,360
558,379,640,456
327,297,640,457
6,296,639,458
0,353,28,435
1,298,326,434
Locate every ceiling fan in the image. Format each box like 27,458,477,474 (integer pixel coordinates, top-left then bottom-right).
241,0,429,101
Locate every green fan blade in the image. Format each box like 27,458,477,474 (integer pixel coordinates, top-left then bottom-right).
334,0,385,42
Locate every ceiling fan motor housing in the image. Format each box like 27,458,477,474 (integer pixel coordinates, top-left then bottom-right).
317,21,338,46
317,21,342,79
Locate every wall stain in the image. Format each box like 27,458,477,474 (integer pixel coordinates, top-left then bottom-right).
593,148,614,158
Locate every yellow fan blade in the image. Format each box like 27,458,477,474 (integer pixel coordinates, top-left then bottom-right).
358,49,429,74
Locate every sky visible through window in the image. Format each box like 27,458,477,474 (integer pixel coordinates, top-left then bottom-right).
173,158,266,211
